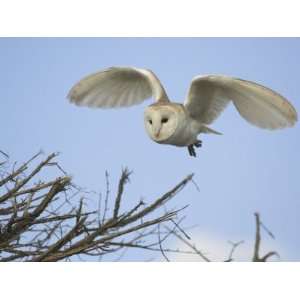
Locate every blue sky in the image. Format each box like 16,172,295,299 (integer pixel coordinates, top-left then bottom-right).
0,38,299,261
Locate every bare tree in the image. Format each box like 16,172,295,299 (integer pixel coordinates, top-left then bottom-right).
0,151,193,261
165,212,279,262
0,150,278,262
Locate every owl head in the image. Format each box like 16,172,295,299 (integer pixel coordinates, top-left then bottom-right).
144,103,181,143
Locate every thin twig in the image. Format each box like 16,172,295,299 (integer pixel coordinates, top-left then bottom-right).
158,223,170,262
165,225,210,262
225,240,244,262
113,168,131,219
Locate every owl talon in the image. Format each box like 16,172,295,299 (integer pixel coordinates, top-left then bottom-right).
187,145,197,157
194,140,202,148
188,140,202,157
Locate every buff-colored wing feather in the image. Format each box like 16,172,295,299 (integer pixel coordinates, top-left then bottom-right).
184,75,297,129
68,67,169,108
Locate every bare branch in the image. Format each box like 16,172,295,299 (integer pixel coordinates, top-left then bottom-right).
158,223,170,262
0,152,192,262
165,225,210,262
252,212,279,262
0,150,9,159
225,240,244,262
113,168,131,219
1,151,280,263
0,153,57,203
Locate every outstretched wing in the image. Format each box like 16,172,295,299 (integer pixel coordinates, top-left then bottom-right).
184,75,297,129
68,67,169,108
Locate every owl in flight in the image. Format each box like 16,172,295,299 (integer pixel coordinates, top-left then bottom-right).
68,67,297,157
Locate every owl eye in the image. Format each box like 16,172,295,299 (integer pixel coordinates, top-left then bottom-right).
161,118,168,124
148,120,152,125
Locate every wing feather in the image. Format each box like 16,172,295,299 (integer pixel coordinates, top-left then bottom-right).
184,75,297,129
68,67,169,108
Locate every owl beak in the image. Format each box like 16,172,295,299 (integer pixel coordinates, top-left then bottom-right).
154,128,161,138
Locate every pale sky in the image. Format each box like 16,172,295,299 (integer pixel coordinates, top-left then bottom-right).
1,38,299,261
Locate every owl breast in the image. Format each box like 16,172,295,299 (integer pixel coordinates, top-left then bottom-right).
162,117,199,146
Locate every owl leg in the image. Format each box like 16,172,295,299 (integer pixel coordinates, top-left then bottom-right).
187,145,196,157
187,140,202,157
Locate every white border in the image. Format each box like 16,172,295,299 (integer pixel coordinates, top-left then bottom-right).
0,0,300,36
1,263,299,299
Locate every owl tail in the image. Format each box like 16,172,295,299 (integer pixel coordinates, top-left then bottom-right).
201,125,222,135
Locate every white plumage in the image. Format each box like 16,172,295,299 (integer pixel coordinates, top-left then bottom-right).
68,67,168,107
68,66,297,157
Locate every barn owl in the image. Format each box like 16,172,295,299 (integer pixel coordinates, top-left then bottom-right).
68,67,297,157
